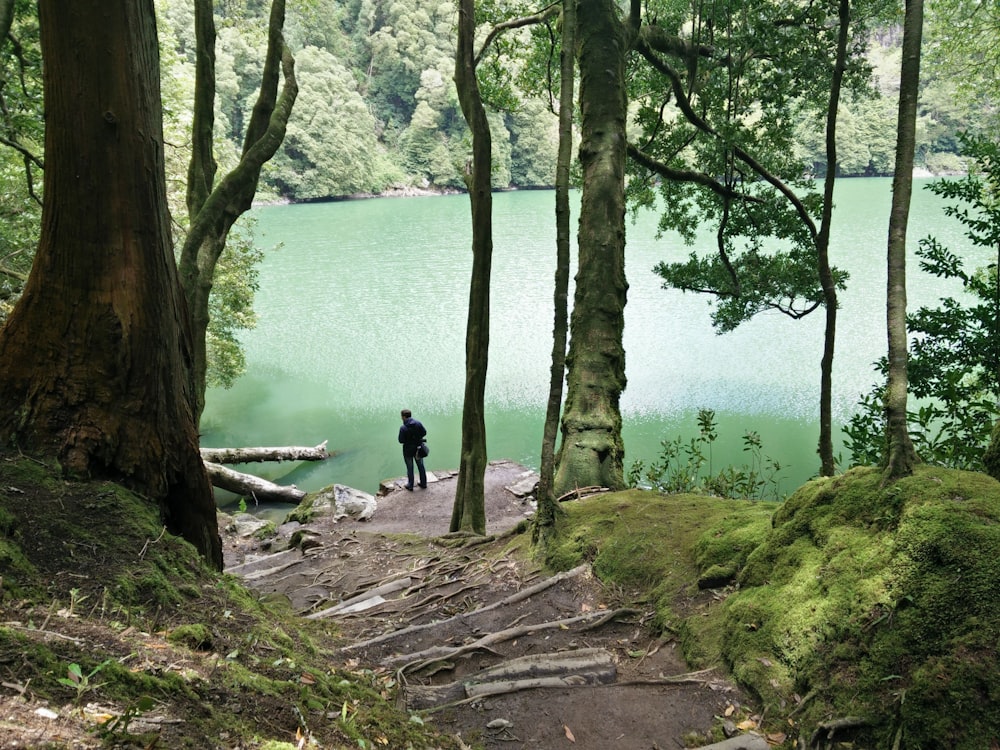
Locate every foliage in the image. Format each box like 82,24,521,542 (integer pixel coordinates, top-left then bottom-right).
844,135,1000,470
627,409,786,502
0,0,42,320
57,660,112,704
270,45,402,198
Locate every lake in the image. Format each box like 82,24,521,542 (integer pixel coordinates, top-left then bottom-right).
200,178,975,508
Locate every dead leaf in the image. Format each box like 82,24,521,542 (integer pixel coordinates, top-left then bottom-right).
757,657,773,667
767,732,787,745
724,704,735,717
581,602,592,612
736,718,758,731
299,672,316,684
563,724,576,742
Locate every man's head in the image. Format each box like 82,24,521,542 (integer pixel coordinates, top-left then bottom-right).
401,409,412,421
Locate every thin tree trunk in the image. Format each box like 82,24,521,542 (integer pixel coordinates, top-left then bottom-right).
553,0,632,497
451,0,493,535
534,0,576,543
179,0,297,425
0,0,221,568
884,0,923,483
816,0,850,477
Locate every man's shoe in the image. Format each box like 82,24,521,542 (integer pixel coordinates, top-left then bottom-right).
419,484,427,489
404,485,414,491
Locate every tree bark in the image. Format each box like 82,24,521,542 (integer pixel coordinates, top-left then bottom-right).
203,462,306,504
0,0,221,568
179,0,297,424
816,0,850,477
450,0,493,536
884,0,923,483
553,0,632,497
534,0,576,545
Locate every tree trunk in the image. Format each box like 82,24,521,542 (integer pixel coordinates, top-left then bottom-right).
0,0,222,568
450,0,492,535
179,0,297,425
816,0,850,477
553,0,631,497
534,0,576,544
883,0,923,483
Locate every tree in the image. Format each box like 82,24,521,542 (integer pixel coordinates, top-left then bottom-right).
178,0,297,424
450,0,493,535
552,0,634,497
628,0,894,477
845,135,1000,472
534,0,575,541
883,0,923,482
0,0,222,568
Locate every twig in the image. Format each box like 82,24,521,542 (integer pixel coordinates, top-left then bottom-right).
139,526,167,560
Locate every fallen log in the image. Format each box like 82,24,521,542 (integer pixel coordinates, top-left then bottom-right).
204,461,307,504
200,441,330,465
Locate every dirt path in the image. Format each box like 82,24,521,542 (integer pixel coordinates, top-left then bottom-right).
223,462,755,750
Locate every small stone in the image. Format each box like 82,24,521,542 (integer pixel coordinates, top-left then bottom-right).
487,718,513,729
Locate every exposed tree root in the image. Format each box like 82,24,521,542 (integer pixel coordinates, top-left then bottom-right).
809,716,870,748
342,563,590,652
389,606,639,673
406,648,617,709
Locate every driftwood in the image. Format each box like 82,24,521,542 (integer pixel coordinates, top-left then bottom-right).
200,441,330,464
201,441,329,503
406,649,616,709
204,461,306,504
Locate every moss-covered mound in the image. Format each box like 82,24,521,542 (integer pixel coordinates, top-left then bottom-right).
0,452,464,749
545,467,1000,749
728,465,1000,749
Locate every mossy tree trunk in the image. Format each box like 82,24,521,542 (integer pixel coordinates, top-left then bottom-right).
0,0,222,568
533,0,576,543
450,0,493,535
552,0,634,498
883,0,923,484
178,0,297,425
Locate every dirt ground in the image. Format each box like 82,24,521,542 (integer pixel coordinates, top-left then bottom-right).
223,461,758,750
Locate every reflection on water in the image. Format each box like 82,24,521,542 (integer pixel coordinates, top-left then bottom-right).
202,180,972,498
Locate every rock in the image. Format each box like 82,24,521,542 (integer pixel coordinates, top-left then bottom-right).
330,484,377,521
690,733,769,750
222,511,273,539
504,469,540,499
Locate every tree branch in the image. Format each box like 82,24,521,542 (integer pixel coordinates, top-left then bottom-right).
474,3,560,67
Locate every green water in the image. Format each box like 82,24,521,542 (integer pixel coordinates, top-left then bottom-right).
201,179,975,504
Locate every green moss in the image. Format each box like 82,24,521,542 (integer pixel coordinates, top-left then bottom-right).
723,466,1000,748
168,624,214,651
548,469,1000,748
545,489,775,663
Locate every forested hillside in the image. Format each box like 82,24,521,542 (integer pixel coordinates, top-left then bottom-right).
154,0,987,203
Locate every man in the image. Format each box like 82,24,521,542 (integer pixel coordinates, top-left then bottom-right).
398,409,428,490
